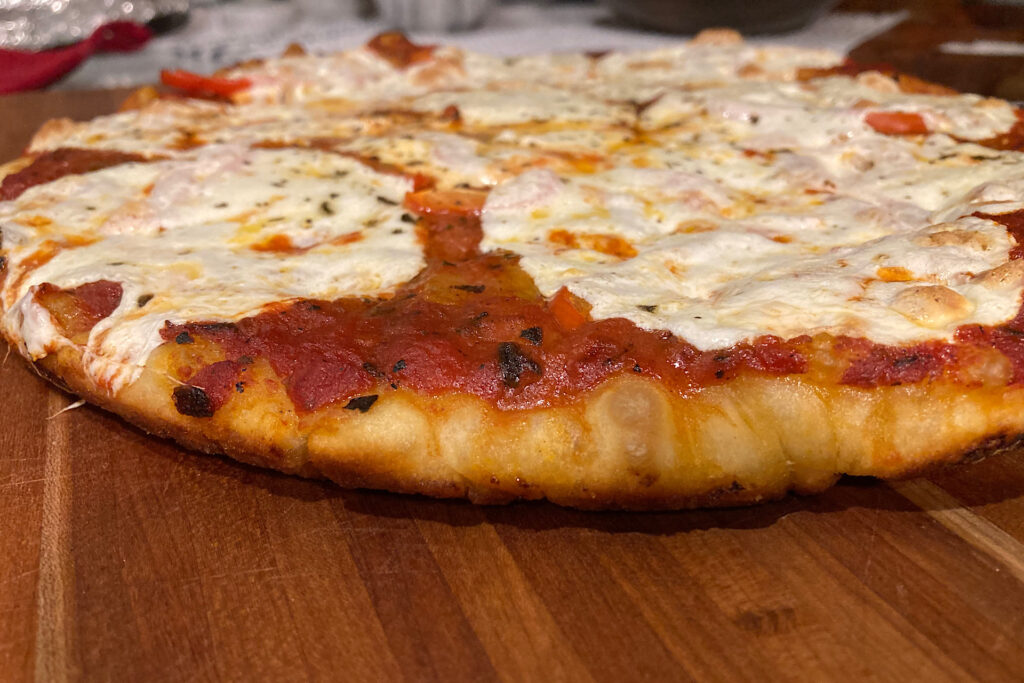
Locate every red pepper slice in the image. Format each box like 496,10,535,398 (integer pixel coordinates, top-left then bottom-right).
864,111,929,135
160,69,252,98
549,287,588,331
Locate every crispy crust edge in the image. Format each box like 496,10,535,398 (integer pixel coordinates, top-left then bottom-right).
16,334,1024,510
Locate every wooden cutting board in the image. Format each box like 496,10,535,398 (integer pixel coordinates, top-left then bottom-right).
4,86,1024,683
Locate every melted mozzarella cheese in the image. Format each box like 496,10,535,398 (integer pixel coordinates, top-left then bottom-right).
0,147,421,391
409,87,635,128
481,150,1024,349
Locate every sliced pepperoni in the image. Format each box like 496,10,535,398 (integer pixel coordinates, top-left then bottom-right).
1,148,148,201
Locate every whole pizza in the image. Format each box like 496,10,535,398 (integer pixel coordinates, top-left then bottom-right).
4,30,1024,509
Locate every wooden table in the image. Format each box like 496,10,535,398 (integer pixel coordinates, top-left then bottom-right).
5,72,1024,682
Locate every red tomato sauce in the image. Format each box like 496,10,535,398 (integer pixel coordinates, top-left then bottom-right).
975,110,1024,152
159,204,812,413
975,209,1024,259
956,305,1024,383
161,280,809,413
35,279,123,339
173,359,244,417
835,336,958,387
151,198,1024,415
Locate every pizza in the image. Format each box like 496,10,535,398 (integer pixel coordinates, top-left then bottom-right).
4,30,1024,509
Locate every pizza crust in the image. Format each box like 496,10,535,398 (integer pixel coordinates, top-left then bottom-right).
24,333,1024,509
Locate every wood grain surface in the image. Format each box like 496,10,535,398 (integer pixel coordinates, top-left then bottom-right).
5,52,1024,682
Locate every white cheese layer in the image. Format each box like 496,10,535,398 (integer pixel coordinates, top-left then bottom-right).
481,151,1024,350
0,146,422,392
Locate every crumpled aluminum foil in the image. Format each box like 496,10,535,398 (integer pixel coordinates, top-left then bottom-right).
0,0,190,50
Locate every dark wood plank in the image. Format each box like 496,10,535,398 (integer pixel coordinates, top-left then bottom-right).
0,359,54,681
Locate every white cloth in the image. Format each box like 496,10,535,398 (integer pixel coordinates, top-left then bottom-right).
55,2,907,91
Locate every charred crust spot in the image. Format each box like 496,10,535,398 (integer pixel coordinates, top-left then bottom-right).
638,473,658,487
362,362,385,378
173,385,214,418
344,394,379,412
136,293,154,307
199,322,237,333
450,284,485,293
498,342,542,388
235,382,245,393
519,326,543,345
175,331,194,345
633,363,642,373
441,104,461,122
392,359,406,372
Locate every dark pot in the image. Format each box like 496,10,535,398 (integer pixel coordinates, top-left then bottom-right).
604,0,839,35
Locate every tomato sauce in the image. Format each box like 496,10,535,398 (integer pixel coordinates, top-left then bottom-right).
160,205,811,414
975,110,1024,152
956,305,1024,383
836,337,958,387
975,209,1024,259
150,191,1024,416
0,148,148,201
162,279,809,412
35,279,123,339
173,359,244,417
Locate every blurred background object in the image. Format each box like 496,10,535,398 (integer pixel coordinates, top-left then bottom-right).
292,0,367,21
0,20,151,93
603,0,838,34
964,0,1024,28
0,0,189,49
846,0,1024,100
376,0,494,32
1,1,1022,98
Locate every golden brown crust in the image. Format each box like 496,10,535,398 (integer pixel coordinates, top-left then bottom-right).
18,329,1024,510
